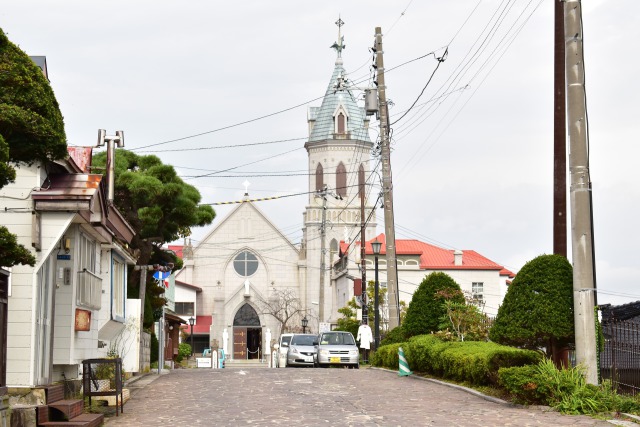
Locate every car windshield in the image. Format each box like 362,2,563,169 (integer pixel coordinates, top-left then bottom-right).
319,332,355,346
291,335,315,346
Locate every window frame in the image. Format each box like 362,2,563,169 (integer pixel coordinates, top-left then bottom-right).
111,254,126,322
233,250,259,277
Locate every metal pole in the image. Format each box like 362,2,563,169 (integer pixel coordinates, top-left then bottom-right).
374,254,380,350
565,0,598,384
374,27,400,329
190,323,194,357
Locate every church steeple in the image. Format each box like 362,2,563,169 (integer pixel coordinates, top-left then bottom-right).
307,18,371,144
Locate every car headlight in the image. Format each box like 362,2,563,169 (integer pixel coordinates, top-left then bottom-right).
290,347,300,355
320,349,330,356
349,349,359,356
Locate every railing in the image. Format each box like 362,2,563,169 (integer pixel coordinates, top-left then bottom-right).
77,269,102,310
600,318,640,396
82,358,124,416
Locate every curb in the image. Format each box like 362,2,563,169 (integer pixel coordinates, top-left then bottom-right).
370,366,513,407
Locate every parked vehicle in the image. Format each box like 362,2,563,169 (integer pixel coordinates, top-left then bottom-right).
286,334,317,367
314,331,359,369
275,333,294,368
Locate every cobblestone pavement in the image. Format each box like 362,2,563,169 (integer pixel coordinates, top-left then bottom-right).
105,367,621,427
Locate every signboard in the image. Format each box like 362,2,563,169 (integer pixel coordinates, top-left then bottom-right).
57,254,71,260
319,322,331,333
196,357,212,368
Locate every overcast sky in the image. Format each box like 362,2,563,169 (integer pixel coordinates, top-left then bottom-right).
2,0,638,307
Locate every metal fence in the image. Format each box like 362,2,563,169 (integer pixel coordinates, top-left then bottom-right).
600,317,640,395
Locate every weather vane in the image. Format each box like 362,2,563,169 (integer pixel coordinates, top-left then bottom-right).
330,16,346,58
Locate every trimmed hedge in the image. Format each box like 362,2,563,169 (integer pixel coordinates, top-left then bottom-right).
372,335,541,386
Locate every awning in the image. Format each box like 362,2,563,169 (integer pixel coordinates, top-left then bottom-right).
180,315,212,335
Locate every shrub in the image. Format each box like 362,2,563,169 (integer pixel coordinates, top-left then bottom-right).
403,273,464,337
498,365,545,404
380,326,408,346
370,343,402,368
178,343,191,360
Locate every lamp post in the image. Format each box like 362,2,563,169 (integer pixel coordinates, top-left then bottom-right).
371,239,382,350
188,316,195,357
302,315,308,334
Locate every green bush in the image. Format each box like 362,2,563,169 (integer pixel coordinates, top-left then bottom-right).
178,342,191,360
380,326,408,346
498,359,640,415
370,342,402,368
372,335,540,386
150,333,159,364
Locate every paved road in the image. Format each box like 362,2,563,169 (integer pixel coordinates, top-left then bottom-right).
105,367,618,426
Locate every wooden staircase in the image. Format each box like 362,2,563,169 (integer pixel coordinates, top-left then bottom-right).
36,385,103,427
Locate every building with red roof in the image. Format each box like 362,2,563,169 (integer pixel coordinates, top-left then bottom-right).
334,233,514,319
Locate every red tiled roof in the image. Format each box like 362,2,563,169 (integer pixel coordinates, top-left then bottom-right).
168,245,184,259
340,233,507,271
180,315,212,335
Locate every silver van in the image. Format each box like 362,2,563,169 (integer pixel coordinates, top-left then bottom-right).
314,331,359,369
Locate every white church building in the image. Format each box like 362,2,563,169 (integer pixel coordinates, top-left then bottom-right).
174,30,512,361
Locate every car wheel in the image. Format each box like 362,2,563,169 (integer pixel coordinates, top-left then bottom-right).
353,364,359,369
319,363,329,368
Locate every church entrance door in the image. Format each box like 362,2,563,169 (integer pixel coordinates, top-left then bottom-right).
232,303,262,360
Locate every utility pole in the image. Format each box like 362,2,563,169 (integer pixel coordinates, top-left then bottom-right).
565,0,598,384
360,179,367,326
374,27,400,329
553,0,567,258
318,186,328,323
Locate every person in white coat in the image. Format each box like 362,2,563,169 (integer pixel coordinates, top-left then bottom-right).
357,324,374,363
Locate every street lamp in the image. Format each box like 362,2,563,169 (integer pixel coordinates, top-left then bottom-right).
371,238,382,350
302,315,309,334
188,316,195,357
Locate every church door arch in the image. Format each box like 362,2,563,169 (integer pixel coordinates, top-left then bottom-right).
232,303,262,360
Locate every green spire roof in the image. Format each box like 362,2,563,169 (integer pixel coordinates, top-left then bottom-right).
308,58,372,143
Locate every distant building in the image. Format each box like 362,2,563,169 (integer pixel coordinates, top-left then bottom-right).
173,29,513,361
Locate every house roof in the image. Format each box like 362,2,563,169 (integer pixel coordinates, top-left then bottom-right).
32,173,102,200
175,280,202,293
307,57,371,143
601,301,640,322
180,315,212,335
340,233,511,272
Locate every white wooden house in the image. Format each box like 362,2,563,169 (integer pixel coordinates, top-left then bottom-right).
0,149,135,388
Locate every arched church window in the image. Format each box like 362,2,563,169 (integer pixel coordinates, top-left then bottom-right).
358,164,365,198
330,239,338,266
336,162,346,198
233,303,260,326
337,112,346,134
233,251,259,277
316,163,324,192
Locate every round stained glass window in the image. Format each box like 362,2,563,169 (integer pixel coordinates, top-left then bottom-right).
233,251,258,277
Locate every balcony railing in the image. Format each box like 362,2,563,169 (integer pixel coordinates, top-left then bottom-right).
77,269,102,310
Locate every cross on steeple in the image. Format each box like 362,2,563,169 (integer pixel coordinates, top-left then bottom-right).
330,16,346,58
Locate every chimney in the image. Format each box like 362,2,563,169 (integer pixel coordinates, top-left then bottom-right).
454,250,463,266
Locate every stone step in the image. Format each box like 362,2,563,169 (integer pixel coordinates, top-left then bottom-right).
40,413,104,427
225,359,269,369
48,399,84,421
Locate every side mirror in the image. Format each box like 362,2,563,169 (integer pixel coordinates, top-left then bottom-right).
281,342,289,347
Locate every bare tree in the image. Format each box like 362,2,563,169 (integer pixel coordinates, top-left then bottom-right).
255,288,305,335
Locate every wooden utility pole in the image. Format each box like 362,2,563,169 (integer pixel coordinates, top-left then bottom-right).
565,0,598,384
374,27,400,329
553,0,567,257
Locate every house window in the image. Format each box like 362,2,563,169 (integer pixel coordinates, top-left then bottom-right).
233,251,259,277
316,163,324,192
336,162,346,198
472,282,484,304
112,257,126,321
175,302,194,316
77,233,102,310
330,239,338,266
